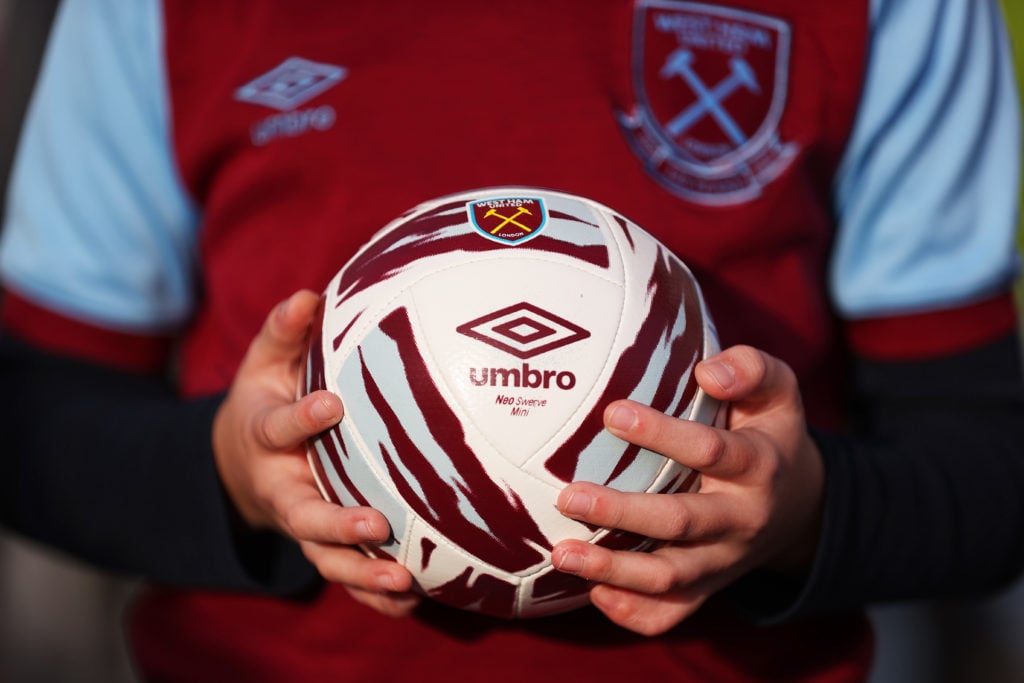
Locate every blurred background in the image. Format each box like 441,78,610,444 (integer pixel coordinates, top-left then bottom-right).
1,1,1022,681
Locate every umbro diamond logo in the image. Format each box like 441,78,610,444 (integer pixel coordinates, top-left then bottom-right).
235,56,347,111
235,56,346,146
456,302,591,360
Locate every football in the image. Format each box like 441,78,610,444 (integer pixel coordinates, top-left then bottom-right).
301,187,722,618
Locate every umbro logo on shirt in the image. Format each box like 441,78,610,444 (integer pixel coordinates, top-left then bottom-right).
235,56,347,146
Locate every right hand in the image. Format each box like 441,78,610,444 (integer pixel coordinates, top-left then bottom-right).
212,289,419,618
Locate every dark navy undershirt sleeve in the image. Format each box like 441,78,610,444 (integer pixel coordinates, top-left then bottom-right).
0,334,320,597
729,332,1024,621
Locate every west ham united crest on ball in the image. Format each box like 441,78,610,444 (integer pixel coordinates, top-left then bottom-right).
618,1,798,205
468,196,548,246
301,187,723,618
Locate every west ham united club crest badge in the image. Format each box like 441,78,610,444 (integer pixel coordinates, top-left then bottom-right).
618,1,799,205
468,196,548,245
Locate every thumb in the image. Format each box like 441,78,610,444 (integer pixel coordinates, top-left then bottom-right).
252,390,344,451
695,345,801,413
247,289,323,367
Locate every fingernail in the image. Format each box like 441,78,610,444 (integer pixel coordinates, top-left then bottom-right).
376,573,398,592
312,396,335,422
556,549,585,574
361,518,382,542
701,359,735,391
606,405,637,432
559,489,593,516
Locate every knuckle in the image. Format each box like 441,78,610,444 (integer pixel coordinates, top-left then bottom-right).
731,345,777,388
601,590,637,620
662,510,693,540
732,502,770,544
725,344,761,372
671,561,702,588
760,448,784,482
777,361,798,389
692,429,727,470
256,412,283,449
608,598,660,636
645,568,676,595
584,550,615,582
747,504,773,537
592,494,625,530
282,498,322,541
634,621,668,637
252,479,280,518
635,609,682,637
372,596,405,618
743,347,769,380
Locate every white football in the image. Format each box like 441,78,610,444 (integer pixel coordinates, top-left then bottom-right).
302,187,722,618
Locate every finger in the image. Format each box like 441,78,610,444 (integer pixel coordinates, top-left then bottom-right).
552,536,733,595
251,290,323,365
302,541,415,594
557,482,736,541
253,389,343,450
552,540,682,594
696,345,800,411
278,495,392,546
589,584,702,637
345,586,421,619
603,400,756,479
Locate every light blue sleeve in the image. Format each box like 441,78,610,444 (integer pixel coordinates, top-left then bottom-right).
832,0,1021,319
0,0,198,333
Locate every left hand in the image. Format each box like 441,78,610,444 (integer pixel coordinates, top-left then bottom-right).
213,290,419,618
550,345,825,635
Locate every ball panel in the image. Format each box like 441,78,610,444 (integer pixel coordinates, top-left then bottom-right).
330,191,618,319
408,257,626,471
342,306,556,574
330,299,610,581
423,563,522,619
405,518,590,618
540,212,712,493
520,567,592,617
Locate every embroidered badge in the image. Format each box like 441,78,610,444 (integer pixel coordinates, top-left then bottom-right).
618,1,799,205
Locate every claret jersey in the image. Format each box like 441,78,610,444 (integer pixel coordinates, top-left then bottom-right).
1,0,1020,681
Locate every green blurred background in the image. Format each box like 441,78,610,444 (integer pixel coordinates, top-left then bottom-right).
1006,0,1024,307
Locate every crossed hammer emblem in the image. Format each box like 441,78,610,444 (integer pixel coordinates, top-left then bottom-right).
484,206,534,234
659,48,761,146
